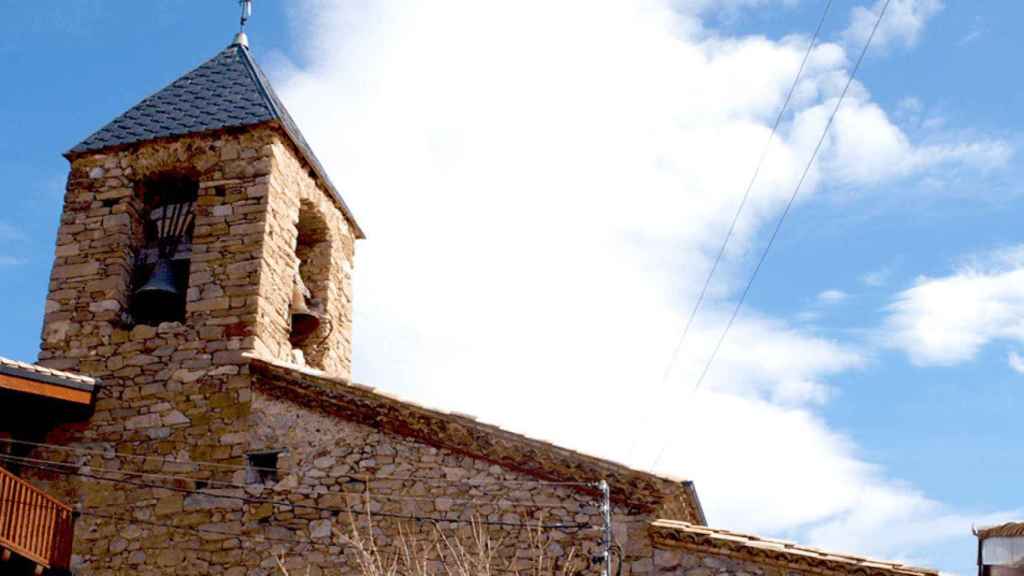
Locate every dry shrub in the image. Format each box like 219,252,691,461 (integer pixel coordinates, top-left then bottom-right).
277,494,584,576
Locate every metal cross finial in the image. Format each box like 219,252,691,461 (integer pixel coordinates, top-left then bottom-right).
239,0,253,31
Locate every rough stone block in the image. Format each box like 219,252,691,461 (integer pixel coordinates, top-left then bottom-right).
124,413,161,430
52,261,100,279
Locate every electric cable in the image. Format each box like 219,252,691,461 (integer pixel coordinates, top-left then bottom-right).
0,455,598,532
0,497,531,574
0,452,584,511
650,0,893,470
0,438,593,483
657,0,834,391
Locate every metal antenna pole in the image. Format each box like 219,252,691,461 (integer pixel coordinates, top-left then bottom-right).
233,0,253,47
599,480,612,576
240,0,253,31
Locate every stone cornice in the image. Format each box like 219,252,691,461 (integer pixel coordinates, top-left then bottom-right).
246,354,703,521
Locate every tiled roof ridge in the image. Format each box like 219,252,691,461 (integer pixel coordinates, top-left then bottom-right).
975,521,1024,539
244,353,704,522
650,520,939,576
0,355,99,390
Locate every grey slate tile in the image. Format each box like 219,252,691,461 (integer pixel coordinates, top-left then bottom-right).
70,44,275,154
67,41,365,238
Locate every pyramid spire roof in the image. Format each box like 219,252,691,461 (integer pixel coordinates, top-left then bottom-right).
69,39,363,238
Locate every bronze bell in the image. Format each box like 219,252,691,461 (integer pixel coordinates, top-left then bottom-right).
290,271,321,343
134,258,180,311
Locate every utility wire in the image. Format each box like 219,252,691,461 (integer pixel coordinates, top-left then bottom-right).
657,0,834,389
650,0,892,470
0,438,593,487
0,500,345,560
0,498,546,576
0,453,581,511
0,498,492,562
0,455,597,532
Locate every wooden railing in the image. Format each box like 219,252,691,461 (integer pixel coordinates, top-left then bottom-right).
0,465,74,570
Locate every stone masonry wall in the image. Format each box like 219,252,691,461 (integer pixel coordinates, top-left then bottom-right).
26,126,351,575
24,124,680,576
653,547,818,576
39,127,278,374
28,376,664,576
244,389,657,576
39,125,356,382
254,136,356,378
31,128,277,575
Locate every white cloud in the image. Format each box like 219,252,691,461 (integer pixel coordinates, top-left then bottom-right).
0,222,24,242
958,28,982,47
1009,351,1024,374
921,115,947,131
683,0,799,23
663,311,865,409
818,289,849,304
884,246,1024,366
842,0,944,52
863,267,892,287
807,497,1020,565
898,96,923,116
693,0,799,11
893,96,949,134
813,97,1011,186
796,310,821,323
275,0,1010,567
958,18,985,48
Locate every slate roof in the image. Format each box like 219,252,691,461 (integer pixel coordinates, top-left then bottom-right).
68,40,364,238
0,356,100,392
650,520,939,576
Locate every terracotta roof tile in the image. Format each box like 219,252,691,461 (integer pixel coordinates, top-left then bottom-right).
650,520,938,576
0,356,98,390
975,522,1024,539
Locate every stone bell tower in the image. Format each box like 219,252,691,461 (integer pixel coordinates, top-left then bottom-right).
38,34,363,383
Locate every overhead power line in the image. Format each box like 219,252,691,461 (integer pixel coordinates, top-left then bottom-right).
650,0,893,470
0,499,335,555
0,498,531,575
0,452,582,511
0,438,595,487
658,0,835,388
0,455,597,532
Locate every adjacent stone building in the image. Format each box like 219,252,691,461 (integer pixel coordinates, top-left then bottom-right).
0,31,940,576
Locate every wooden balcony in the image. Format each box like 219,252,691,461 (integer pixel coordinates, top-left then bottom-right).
0,465,74,574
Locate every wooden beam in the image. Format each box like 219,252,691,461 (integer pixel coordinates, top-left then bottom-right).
0,373,92,405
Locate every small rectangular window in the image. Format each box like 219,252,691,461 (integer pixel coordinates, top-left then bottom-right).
246,450,283,484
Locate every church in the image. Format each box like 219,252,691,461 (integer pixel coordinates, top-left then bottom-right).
0,21,939,576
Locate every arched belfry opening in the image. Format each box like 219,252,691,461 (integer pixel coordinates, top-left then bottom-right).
42,33,361,384
289,200,334,369
130,173,198,326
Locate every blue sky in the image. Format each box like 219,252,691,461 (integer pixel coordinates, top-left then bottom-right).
1,2,1021,575
730,0,1022,507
